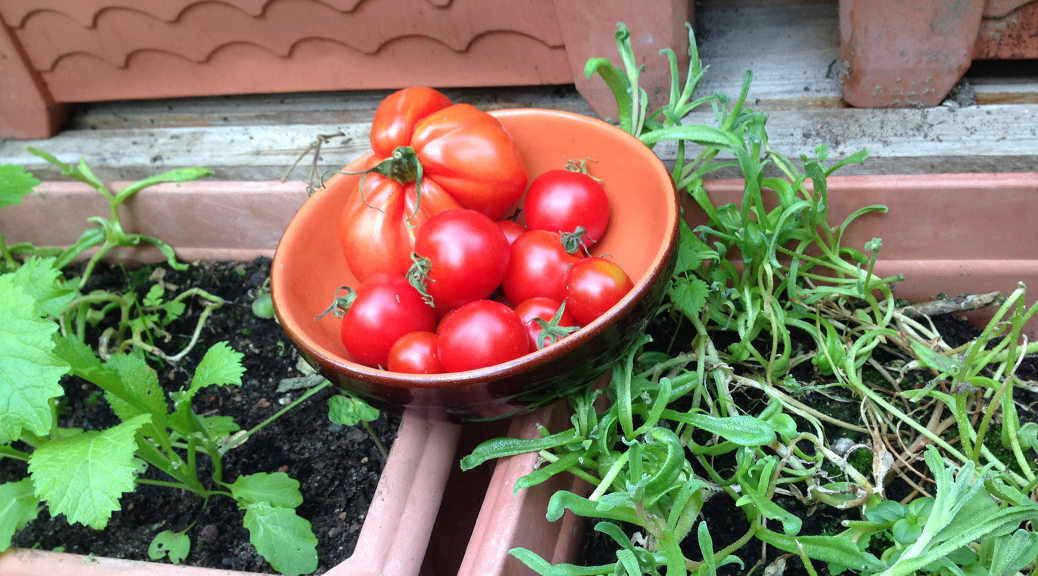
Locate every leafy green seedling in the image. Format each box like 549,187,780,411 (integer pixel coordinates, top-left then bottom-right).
149,530,190,564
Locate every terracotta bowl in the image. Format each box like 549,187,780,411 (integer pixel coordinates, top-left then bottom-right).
271,109,678,419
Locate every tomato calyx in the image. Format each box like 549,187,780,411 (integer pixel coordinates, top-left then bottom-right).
560,226,591,255
532,300,580,350
371,146,422,185
316,285,357,320
407,252,435,307
564,157,602,184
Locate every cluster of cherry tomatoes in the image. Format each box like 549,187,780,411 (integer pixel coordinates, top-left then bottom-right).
328,87,633,374
339,168,633,374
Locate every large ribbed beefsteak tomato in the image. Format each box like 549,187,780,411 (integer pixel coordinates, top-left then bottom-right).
336,87,527,281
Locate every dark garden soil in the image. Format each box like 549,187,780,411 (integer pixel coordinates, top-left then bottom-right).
580,308,1038,575
0,257,401,574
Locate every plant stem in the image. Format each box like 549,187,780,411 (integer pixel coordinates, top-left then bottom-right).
0,445,30,461
220,379,331,455
361,421,389,460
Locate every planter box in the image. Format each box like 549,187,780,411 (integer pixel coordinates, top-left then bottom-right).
455,171,1038,575
0,0,693,138
0,180,486,576
4,172,1036,574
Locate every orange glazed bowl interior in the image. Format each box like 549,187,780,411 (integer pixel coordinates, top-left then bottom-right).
271,109,678,420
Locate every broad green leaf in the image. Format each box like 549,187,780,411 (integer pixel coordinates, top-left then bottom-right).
662,410,775,446
7,257,76,317
229,472,303,509
865,500,906,523
143,284,164,307
327,394,378,427
175,342,244,409
148,530,190,564
28,414,150,529
671,277,709,319
0,479,41,550
104,353,167,421
199,415,239,439
242,502,318,575
675,220,705,274
0,278,68,439
0,164,39,208
892,519,922,545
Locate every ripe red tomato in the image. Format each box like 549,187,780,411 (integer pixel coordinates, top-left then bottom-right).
336,87,527,281
524,170,610,245
496,219,527,246
341,275,436,368
513,297,579,352
437,300,528,372
387,331,445,374
413,209,510,309
502,230,580,304
564,257,635,325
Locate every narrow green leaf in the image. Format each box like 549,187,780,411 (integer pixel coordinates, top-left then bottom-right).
148,530,190,564
29,414,150,529
0,479,41,550
242,502,318,575
547,490,644,526
909,340,962,378
0,278,68,440
461,429,577,471
229,472,303,509
584,58,632,134
662,410,775,446
639,124,738,149
988,530,1038,576
756,528,885,571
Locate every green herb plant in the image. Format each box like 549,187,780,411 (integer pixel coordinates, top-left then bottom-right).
463,23,1038,576
0,158,327,575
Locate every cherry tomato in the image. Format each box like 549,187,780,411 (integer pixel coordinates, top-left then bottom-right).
413,209,510,308
437,300,528,371
436,308,458,334
524,170,610,245
341,275,436,368
387,331,445,374
564,257,634,325
502,230,580,305
513,297,579,352
496,219,527,246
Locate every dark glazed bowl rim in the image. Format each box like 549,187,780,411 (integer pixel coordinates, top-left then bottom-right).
271,108,679,390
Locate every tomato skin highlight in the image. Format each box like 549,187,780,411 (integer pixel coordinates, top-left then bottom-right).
564,257,635,325
387,331,445,374
513,297,578,353
496,219,527,246
341,275,436,368
524,170,610,245
414,209,510,309
437,300,528,372
502,230,580,304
